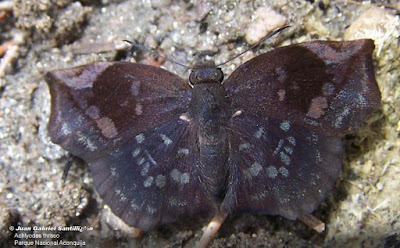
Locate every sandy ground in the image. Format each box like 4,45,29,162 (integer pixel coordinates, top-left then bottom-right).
0,0,399,247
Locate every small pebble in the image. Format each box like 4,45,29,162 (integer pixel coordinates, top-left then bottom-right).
245,7,287,45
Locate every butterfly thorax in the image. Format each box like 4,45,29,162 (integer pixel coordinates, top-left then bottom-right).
188,74,232,202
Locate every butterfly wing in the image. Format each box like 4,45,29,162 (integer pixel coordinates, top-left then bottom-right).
46,61,191,162
224,39,381,137
46,62,213,230
221,113,343,219
221,40,380,219
90,118,214,231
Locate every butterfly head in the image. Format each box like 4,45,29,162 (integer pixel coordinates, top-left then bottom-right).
189,61,224,84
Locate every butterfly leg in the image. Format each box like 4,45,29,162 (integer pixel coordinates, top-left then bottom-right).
299,214,325,233
196,212,227,248
102,206,143,238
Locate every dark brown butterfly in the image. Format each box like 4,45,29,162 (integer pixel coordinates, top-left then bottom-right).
46,39,380,247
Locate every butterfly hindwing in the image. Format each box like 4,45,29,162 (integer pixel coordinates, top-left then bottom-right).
221,113,343,219
224,40,380,137
90,118,214,231
46,62,191,161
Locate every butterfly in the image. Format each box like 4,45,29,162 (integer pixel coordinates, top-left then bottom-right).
45,38,380,247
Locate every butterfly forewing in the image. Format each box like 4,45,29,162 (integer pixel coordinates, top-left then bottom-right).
46,62,191,161
222,113,343,219
224,40,380,137
90,118,214,231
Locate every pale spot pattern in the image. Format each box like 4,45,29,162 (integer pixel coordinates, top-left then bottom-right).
85,105,100,120
140,163,150,176
144,150,157,165
178,148,190,155
160,134,173,146
132,147,141,158
279,166,289,177
155,175,166,188
137,157,145,165
111,167,117,177
266,166,278,178
59,62,111,89
280,120,290,132
284,146,293,154
248,162,262,177
129,80,141,96
277,89,286,101
322,82,335,96
280,151,291,166
170,169,190,185
61,122,71,136
135,103,143,115
147,206,157,214
303,117,321,126
169,197,188,207
76,131,97,151
333,106,350,128
273,139,284,155
96,117,118,139
254,126,265,139
287,136,296,146
143,176,153,187
135,133,145,143
239,143,250,151
307,96,328,119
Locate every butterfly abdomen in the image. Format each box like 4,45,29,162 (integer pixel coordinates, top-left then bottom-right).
189,82,232,203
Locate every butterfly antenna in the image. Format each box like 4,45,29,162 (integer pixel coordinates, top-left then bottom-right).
123,40,193,70
216,25,290,67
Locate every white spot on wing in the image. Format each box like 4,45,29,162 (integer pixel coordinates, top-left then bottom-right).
179,114,190,122
132,148,141,157
135,133,145,143
137,157,145,165
284,146,293,154
280,120,290,132
287,136,296,146
266,166,278,178
333,106,350,128
76,131,97,151
144,150,157,165
160,134,172,146
170,169,190,185
279,166,289,177
169,197,188,207
129,80,141,96
307,96,328,119
249,162,262,177
155,175,166,188
178,148,189,155
96,117,118,139
140,163,150,176
111,167,117,177
143,176,153,187
322,82,335,96
254,126,265,139
232,110,243,118
280,151,291,165
273,139,284,155
135,103,143,115
239,143,250,151
277,89,286,101
61,123,71,136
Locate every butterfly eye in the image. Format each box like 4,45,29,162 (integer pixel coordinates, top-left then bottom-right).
189,71,197,84
215,68,224,82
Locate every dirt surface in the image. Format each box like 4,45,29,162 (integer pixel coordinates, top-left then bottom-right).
0,0,399,247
